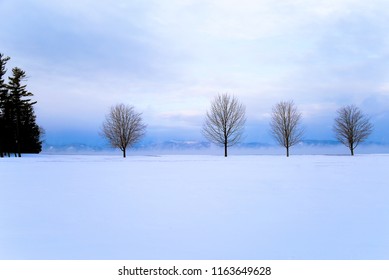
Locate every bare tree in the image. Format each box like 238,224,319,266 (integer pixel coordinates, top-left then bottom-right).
202,93,246,157
101,104,146,158
270,100,304,157
333,105,373,156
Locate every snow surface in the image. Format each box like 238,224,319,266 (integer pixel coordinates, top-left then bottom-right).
0,154,388,259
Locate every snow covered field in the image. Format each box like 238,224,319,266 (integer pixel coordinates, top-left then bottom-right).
0,154,388,259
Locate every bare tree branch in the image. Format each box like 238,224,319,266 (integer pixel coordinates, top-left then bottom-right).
333,105,373,156
270,100,304,157
202,93,246,157
101,104,146,157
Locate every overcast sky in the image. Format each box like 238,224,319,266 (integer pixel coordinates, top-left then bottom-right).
1,0,389,146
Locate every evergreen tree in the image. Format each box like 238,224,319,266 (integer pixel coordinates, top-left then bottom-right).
0,53,10,157
7,67,41,156
0,54,41,157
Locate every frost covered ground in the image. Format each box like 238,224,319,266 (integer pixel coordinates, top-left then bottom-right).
0,154,388,259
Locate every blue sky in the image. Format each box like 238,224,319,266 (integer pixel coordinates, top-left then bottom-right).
1,0,389,146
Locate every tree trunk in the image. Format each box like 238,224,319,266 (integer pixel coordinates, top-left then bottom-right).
17,144,21,157
123,148,126,158
286,146,289,157
350,147,354,156
16,110,21,157
224,143,227,157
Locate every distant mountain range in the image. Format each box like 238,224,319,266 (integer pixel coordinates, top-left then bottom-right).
42,139,387,154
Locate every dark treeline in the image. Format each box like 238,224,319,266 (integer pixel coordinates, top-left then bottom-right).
0,53,41,157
